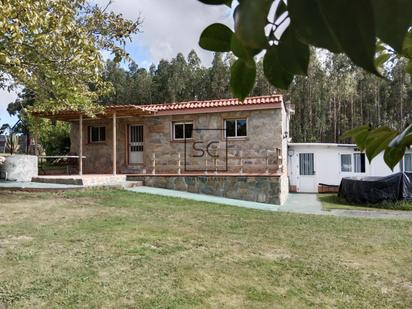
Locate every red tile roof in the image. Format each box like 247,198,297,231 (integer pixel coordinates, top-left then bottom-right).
32,95,283,121
138,95,282,113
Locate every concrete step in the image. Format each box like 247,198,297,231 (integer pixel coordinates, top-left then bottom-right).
124,181,144,188
32,175,127,187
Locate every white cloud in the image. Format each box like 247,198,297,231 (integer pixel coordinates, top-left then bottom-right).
96,0,234,65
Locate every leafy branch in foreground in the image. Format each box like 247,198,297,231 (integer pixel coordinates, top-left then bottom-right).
198,0,412,100
0,0,141,115
199,0,412,169
341,124,412,170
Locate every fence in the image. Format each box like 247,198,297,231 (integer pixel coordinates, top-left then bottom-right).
150,148,283,175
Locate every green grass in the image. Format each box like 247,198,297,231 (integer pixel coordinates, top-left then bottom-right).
319,194,412,211
1,189,412,308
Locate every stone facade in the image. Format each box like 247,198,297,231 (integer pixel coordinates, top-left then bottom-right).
70,108,285,175
69,107,289,204
128,174,288,205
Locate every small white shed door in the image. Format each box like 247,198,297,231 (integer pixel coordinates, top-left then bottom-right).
129,125,144,164
298,153,317,192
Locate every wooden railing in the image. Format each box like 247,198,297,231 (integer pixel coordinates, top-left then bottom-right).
37,155,86,175
150,148,283,175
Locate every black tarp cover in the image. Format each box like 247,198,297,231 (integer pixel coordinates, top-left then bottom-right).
338,172,412,204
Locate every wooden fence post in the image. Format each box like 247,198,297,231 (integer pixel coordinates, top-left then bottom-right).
240,151,243,175
178,153,181,175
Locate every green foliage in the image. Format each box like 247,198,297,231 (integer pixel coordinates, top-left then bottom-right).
5,134,20,155
230,59,256,100
234,0,272,50
99,50,260,105
198,0,232,6
199,24,233,52
319,194,412,211
0,0,141,114
341,124,412,170
264,46,294,89
197,0,412,101
40,121,71,156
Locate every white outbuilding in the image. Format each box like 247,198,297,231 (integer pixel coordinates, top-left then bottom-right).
287,143,412,193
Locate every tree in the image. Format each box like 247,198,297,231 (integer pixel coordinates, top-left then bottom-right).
100,60,130,104
198,0,412,169
0,0,141,114
7,88,71,155
208,53,230,99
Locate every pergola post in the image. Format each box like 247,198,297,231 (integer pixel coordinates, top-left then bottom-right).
79,114,83,176
34,116,40,156
112,112,117,176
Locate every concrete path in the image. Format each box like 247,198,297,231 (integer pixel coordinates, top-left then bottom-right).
129,187,412,220
0,180,81,191
279,193,326,215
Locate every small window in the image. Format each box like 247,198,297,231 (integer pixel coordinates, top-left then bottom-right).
88,126,106,143
404,153,412,172
225,119,247,138
173,122,193,140
299,153,315,175
354,153,366,173
341,154,352,172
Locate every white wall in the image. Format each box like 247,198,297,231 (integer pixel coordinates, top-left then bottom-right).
287,144,405,193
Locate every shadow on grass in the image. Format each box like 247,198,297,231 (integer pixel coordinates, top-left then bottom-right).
319,194,412,211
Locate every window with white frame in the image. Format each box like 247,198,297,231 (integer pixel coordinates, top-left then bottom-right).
172,122,193,140
88,126,106,143
224,119,247,138
340,154,352,172
354,153,366,173
299,153,315,175
404,153,412,172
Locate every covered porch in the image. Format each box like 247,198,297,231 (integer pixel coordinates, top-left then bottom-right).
32,106,285,178
32,105,154,176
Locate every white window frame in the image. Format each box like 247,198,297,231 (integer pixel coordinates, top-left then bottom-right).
299,153,315,176
353,153,366,173
224,118,248,138
340,154,352,172
88,126,106,143
172,122,193,140
404,153,412,172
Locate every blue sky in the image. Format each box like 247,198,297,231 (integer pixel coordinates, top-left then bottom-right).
0,0,234,126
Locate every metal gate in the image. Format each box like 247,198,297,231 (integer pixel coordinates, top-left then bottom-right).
129,125,144,164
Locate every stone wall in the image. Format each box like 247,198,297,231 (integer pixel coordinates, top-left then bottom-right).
128,175,287,205
70,108,285,175
0,155,38,182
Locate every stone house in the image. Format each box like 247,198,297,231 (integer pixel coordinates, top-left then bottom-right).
34,95,293,204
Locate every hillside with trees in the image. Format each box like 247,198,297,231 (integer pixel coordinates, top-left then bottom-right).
98,50,412,144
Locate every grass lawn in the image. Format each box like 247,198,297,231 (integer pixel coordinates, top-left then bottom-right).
319,194,412,211
1,189,412,308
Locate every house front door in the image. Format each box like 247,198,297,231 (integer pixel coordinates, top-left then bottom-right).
298,153,317,192
129,125,144,164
